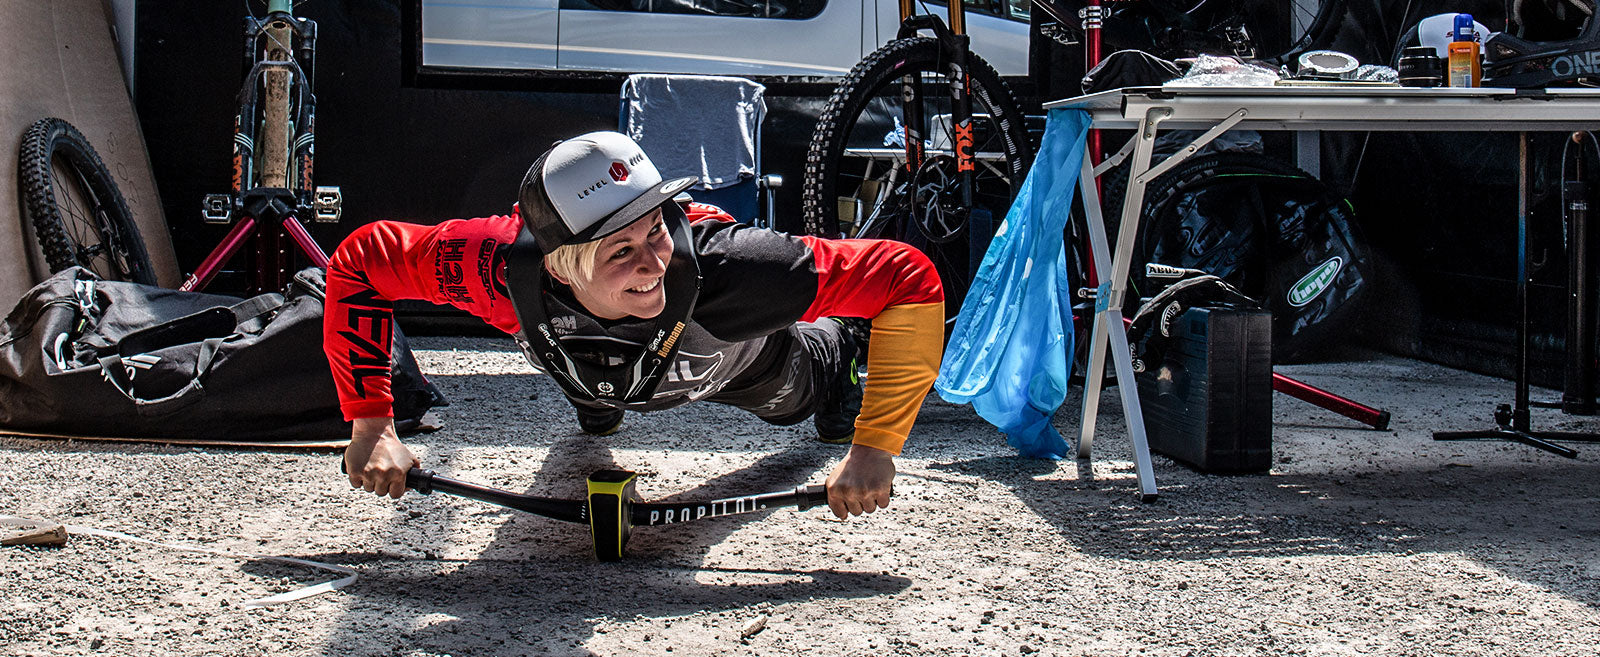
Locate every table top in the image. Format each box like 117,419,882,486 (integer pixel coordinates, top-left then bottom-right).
1042,85,1600,132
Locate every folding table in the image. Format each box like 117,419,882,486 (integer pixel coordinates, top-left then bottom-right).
1042,85,1600,500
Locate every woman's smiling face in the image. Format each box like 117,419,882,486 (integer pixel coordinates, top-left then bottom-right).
569,207,672,320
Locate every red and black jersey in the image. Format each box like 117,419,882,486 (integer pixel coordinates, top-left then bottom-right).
323,203,944,453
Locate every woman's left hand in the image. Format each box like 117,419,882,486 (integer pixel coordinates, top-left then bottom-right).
824,444,895,520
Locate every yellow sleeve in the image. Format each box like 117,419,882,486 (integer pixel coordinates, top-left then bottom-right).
851,302,945,454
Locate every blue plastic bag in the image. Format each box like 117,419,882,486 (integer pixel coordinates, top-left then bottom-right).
935,110,1090,459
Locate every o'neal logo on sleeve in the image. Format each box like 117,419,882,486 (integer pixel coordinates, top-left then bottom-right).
336,286,393,399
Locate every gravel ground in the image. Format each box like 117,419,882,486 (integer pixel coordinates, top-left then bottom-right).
3,335,1598,656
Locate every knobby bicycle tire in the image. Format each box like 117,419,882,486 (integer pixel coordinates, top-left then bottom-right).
1138,152,1312,272
801,37,1031,320
1126,152,1371,362
1253,0,1347,66
17,118,157,285
1103,152,1308,296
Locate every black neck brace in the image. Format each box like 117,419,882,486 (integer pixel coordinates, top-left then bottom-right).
506,204,701,403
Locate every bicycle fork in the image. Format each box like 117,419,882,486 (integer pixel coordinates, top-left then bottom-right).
896,6,982,271
187,8,338,293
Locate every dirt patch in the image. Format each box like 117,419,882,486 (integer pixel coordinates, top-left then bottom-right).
3,336,1598,656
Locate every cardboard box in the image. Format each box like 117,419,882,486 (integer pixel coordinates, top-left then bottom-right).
0,0,177,310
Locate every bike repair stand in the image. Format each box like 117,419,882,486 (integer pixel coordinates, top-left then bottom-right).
1435,133,1600,457
180,186,339,293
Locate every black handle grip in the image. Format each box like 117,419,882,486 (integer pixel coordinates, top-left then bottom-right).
401,468,587,523
339,459,434,494
794,484,828,511
407,467,436,494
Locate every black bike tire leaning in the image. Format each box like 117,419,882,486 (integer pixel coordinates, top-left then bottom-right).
17,117,157,285
801,37,1031,319
1131,151,1375,362
1128,152,1309,293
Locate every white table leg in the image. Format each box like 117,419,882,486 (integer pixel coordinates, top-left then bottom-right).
1077,290,1110,457
1076,107,1167,499
1106,304,1158,501
1075,148,1113,460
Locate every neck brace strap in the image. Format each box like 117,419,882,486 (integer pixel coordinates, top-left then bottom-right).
505,203,701,404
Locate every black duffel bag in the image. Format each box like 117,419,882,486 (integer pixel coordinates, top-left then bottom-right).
1128,153,1373,363
0,267,444,442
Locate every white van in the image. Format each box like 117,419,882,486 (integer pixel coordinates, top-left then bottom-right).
419,0,1032,77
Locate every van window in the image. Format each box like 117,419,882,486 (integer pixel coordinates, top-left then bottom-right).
417,0,1029,77
1002,0,1029,21
559,0,828,20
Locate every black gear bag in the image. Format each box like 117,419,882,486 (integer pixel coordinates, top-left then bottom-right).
0,267,444,442
1131,153,1372,363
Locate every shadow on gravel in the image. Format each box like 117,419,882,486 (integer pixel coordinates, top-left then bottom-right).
931,455,1600,609
325,563,907,655
302,434,904,655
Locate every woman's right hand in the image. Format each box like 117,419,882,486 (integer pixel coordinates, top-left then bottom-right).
344,417,419,499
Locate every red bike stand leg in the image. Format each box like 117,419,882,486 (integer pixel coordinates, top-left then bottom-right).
282,216,330,268
251,215,331,293
1115,316,1391,430
1273,372,1391,430
178,215,329,295
179,217,258,293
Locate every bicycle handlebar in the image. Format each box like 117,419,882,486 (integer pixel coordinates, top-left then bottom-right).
399,467,830,560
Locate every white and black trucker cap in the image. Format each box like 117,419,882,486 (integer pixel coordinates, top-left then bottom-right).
518,131,697,253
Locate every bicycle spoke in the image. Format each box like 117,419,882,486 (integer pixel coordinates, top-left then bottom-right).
51,160,98,264
49,153,137,280
21,118,154,284
802,37,1029,321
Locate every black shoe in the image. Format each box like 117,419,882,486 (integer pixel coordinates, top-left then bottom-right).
814,318,868,444
575,403,624,436
836,315,872,361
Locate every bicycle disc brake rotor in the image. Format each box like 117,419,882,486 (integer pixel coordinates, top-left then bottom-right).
911,154,968,244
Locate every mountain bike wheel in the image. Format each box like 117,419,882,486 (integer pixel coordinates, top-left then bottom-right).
17,118,157,285
802,37,1031,321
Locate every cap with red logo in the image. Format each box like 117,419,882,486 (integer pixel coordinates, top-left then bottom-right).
517,131,698,253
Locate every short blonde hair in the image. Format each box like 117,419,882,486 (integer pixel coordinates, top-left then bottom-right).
542,207,668,291
543,239,604,291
